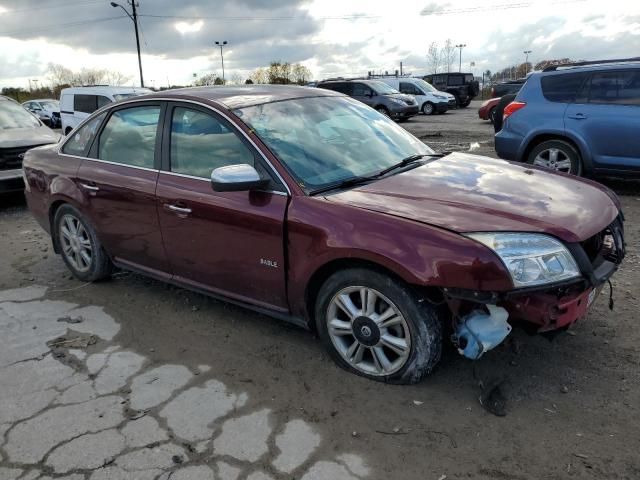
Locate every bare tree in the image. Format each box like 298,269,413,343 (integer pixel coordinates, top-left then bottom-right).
46,63,74,87
105,70,132,86
427,42,440,74
441,39,456,73
292,63,312,84
229,72,243,85
194,73,219,86
250,67,268,84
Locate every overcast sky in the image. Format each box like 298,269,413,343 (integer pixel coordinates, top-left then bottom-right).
0,0,639,89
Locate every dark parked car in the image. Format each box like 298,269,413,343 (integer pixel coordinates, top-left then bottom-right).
1,95,60,193
495,59,640,176
423,73,480,107
316,79,419,121
491,79,526,98
24,86,625,383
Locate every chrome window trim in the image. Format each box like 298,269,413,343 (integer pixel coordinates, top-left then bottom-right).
66,155,159,173
158,170,288,197
58,96,292,196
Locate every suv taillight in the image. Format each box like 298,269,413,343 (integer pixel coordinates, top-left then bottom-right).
503,101,526,120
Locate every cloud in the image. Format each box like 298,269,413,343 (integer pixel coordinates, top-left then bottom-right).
420,2,452,15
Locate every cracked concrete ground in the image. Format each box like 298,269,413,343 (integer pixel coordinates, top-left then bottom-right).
1,108,640,479
0,287,367,480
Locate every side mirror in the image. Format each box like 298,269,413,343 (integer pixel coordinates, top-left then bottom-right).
211,164,269,192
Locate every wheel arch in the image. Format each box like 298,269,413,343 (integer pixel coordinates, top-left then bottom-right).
303,257,443,331
522,132,593,173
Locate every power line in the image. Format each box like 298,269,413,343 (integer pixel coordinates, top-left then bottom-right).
138,13,381,21
420,0,585,16
0,0,105,14
0,16,127,37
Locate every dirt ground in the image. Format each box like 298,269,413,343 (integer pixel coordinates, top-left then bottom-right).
1,102,639,479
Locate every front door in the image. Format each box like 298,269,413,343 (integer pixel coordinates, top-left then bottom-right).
566,69,640,171
351,83,375,107
155,103,289,310
76,102,169,275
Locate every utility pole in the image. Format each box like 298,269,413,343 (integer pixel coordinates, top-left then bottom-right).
400,61,403,76
111,1,144,87
524,50,532,75
215,41,227,84
455,44,466,72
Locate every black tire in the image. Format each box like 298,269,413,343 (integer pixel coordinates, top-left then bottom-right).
452,95,461,108
375,106,390,117
488,106,497,124
315,268,442,384
527,139,582,176
460,99,472,108
422,102,435,115
54,204,113,282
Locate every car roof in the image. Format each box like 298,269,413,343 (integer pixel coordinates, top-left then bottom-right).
541,61,640,76
60,86,152,95
144,85,343,109
23,98,58,103
0,95,18,103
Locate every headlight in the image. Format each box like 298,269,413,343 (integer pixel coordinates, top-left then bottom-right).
466,233,581,288
434,94,447,99
388,97,405,105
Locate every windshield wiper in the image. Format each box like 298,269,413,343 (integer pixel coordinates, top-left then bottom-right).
309,175,377,196
308,153,447,196
375,153,446,177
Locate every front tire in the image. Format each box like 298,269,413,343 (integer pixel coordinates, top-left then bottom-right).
527,139,582,175
422,102,435,115
315,268,442,384
54,204,113,282
376,106,390,117
488,106,497,124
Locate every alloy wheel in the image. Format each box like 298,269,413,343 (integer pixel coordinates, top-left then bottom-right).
59,214,93,273
533,147,572,173
326,286,411,376
423,103,434,115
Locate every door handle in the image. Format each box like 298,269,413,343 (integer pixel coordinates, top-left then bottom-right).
80,182,99,192
166,204,192,215
568,113,587,120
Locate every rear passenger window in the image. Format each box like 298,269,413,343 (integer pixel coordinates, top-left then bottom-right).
541,73,589,103
589,71,640,106
170,107,255,178
62,112,106,156
98,106,160,169
74,95,98,114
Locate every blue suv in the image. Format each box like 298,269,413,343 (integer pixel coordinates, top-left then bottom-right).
495,59,640,176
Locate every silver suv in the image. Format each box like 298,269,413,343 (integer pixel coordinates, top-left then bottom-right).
317,79,419,121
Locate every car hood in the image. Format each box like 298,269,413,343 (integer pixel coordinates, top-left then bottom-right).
0,126,60,149
325,153,619,243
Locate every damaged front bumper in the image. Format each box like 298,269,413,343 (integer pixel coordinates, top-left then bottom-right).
447,216,625,357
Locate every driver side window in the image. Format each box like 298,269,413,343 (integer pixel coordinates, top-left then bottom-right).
170,107,255,179
352,83,372,97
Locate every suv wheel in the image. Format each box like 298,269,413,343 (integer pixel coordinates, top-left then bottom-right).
54,204,113,282
315,268,442,384
527,140,582,175
422,102,435,115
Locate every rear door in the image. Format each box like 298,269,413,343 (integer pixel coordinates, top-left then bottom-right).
75,102,169,275
565,69,640,171
155,102,289,310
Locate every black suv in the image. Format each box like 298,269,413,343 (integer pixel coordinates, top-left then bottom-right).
423,73,480,107
491,79,526,98
317,79,419,121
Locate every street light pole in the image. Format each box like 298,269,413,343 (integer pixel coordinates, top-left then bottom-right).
524,50,532,74
455,44,466,72
111,1,144,88
215,41,227,84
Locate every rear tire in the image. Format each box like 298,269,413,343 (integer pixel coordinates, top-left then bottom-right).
488,106,497,124
315,268,442,384
527,139,582,176
54,204,113,282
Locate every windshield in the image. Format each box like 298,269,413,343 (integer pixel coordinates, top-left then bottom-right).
413,79,438,93
369,81,400,95
40,101,59,110
0,101,41,129
235,96,433,191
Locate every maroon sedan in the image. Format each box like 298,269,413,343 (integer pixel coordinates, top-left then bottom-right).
478,97,500,123
23,86,625,383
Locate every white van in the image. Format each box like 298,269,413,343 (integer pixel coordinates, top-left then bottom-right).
60,86,152,134
375,77,456,115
